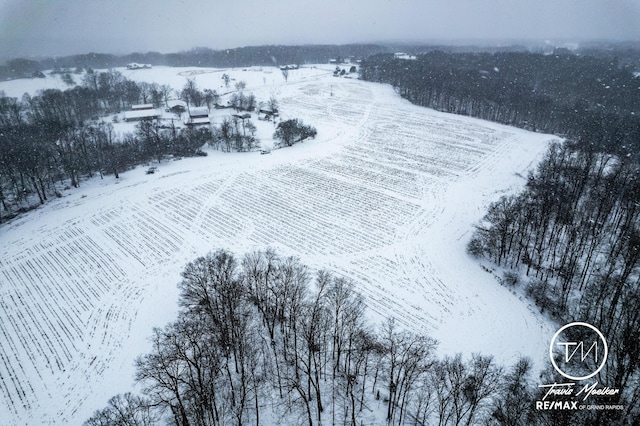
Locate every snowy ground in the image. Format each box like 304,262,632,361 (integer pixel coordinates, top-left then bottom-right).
0,65,559,425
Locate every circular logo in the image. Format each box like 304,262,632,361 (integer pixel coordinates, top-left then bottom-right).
549,322,608,381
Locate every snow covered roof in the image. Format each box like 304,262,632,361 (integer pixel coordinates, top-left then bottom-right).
123,109,160,121
167,100,187,109
131,104,153,110
127,63,151,70
394,53,416,60
188,106,209,118
185,116,211,125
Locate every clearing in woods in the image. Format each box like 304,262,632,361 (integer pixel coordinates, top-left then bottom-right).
0,66,557,424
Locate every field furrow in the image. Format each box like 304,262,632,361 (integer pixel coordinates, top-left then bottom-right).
0,67,556,425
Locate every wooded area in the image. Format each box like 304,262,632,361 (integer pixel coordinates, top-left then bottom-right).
0,69,209,222
468,141,640,423
361,49,640,424
360,51,640,158
84,249,532,426
0,68,315,223
86,249,637,425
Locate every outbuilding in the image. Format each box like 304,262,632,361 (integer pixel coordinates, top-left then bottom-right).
131,104,153,111
166,100,187,114
123,109,160,122
183,106,211,125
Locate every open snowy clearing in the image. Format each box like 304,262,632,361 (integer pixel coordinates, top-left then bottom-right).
0,66,559,424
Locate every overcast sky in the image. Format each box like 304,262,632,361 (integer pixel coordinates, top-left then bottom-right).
1,0,639,58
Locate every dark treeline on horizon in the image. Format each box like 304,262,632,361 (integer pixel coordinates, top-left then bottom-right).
359,50,640,160
2,41,639,82
0,44,388,80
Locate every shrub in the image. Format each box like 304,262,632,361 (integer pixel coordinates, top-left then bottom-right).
273,118,317,147
503,271,519,287
466,237,485,257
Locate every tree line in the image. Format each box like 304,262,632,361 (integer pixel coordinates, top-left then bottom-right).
361,49,640,424
0,69,212,223
85,248,635,426
5,41,640,82
468,142,640,424
0,44,387,81
0,66,319,223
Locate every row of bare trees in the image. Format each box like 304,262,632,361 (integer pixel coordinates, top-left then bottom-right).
0,116,214,223
469,141,640,423
213,116,259,153
0,70,276,222
86,248,560,426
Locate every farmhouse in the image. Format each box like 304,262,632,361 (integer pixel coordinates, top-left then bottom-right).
184,106,211,126
258,106,278,120
126,63,152,70
166,100,187,114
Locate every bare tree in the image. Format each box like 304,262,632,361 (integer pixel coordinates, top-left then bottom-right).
83,392,158,426
490,357,535,426
181,78,203,107
221,73,231,89
431,353,502,426
267,95,279,114
382,318,437,424
204,89,219,109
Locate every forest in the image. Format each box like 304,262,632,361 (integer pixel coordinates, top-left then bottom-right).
467,141,640,424
360,50,640,159
360,49,640,424
85,249,636,425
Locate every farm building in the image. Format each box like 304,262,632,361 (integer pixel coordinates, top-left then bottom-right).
131,104,153,111
127,63,152,70
394,52,417,60
184,106,211,126
258,106,278,120
123,108,160,122
166,100,187,113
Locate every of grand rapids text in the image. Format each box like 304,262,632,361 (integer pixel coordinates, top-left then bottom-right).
535,382,622,410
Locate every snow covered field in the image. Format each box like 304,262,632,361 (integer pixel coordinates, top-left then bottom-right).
0,66,559,424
